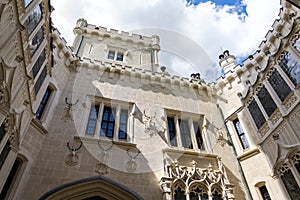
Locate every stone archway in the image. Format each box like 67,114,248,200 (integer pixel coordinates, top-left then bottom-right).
39,176,143,200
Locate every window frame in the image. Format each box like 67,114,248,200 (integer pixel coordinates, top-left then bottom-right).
166,111,205,151
85,99,132,142
233,118,249,150
107,48,125,62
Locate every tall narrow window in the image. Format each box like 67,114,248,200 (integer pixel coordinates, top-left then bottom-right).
248,100,266,129
0,158,22,199
294,37,300,53
268,70,291,101
30,27,44,57
167,117,177,147
32,49,46,78
36,87,52,120
27,5,42,36
233,119,249,149
193,122,204,150
118,109,128,139
259,185,271,200
100,106,115,138
257,86,277,117
179,120,192,149
0,142,11,170
34,65,47,95
281,169,300,199
86,105,99,135
0,123,5,143
279,53,300,85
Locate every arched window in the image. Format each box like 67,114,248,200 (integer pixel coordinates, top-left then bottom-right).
174,187,186,200
211,188,222,200
291,151,300,174
189,184,208,200
277,163,300,199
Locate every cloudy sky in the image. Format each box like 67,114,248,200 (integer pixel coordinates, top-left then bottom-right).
51,0,281,81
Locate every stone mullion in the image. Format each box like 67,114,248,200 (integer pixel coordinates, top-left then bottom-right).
253,95,271,128
113,105,121,141
202,117,211,152
128,105,135,143
174,115,182,148
275,63,298,91
263,79,286,114
95,102,104,138
188,118,198,151
287,160,300,188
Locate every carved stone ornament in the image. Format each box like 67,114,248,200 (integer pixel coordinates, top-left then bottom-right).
160,159,235,199
270,109,282,125
259,123,270,137
95,162,109,175
283,93,297,110
65,141,82,166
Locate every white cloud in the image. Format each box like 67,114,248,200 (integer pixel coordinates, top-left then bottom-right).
51,0,280,81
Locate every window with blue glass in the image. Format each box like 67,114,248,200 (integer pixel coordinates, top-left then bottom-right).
86,105,99,135
167,117,177,147
233,118,249,149
100,106,115,138
24,0,34,7
279,52,300,85
179,120,193,149
248,99,266,129
118,109,128,139
27,4,42,36
36,87,52,120
257,86,277,117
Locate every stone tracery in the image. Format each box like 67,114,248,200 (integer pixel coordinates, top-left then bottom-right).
160,159,235,200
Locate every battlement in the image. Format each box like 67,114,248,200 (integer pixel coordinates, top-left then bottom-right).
73,18,159,46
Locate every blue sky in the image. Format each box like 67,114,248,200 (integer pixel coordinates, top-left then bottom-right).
51,0,280,81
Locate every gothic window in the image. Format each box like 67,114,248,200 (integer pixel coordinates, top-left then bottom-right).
233,118,249,149
193,122,205,150
167,117,177,147
257,86,277,117
212,190,222,200
100,106,116,138
279,53,300,85
291,151,300,174
27,4,43,36
30,27,44,57
32,49,46,78
0,142,11,170
189,185,209,200
24,0,34,7
179,120,193,149
247,99,266,129
0,123,5,143
174,187,186,200
34,65,47,95
36,87,53,120
277,163,300,200
268,70,291,101
0,158,22,199
258,185,271,200
85,103,130,140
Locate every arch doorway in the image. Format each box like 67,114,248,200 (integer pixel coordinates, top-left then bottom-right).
39,176,143,200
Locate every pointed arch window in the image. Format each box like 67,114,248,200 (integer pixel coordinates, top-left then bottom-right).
277,163,300,199
174,187,186,200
